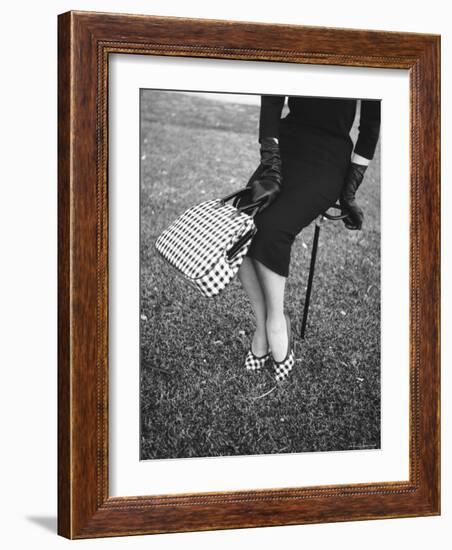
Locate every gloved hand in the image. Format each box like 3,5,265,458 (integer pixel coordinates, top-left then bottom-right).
340,162,367,230
245,137,282,211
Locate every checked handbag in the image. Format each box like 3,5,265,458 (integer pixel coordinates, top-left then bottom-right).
155,188,263,297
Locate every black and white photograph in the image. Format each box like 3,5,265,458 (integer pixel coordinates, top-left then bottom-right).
139,90,381,460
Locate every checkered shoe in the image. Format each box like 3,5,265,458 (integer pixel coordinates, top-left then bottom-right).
272,313,296,382
273,349,295,382
244,348,270,371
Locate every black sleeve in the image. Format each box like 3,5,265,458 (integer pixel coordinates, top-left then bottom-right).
354,100,381,160
258,95,285,142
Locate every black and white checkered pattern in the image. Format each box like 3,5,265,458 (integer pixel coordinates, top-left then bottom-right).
273,349,295,382
155,199,257,297
244,349,270,371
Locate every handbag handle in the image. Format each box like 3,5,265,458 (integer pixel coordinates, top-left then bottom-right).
220,188,248,204
220,188,265,216
226,227,257,261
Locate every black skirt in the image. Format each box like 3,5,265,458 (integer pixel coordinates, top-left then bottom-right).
246,116,353,277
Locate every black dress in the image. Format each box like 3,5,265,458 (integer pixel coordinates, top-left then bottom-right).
246,95,381,277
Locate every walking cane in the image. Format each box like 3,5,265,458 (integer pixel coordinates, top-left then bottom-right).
300,204,350,339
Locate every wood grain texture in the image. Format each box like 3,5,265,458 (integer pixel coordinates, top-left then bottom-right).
57,10,440,539
57,10,72,539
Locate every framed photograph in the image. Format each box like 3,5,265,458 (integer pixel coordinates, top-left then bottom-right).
58,11,440,538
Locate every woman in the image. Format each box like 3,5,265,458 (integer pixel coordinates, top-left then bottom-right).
238,95,380,382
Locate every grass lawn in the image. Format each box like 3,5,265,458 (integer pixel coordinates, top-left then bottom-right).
140,90,381,460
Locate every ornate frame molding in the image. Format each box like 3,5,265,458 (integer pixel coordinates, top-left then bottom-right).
58,11,440,538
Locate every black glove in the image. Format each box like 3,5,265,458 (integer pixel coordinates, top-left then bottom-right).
340,162,367,230
245,137,282,211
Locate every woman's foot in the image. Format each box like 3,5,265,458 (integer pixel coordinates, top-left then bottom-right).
268,313,295,382
244,327,270,371
251,327,269,357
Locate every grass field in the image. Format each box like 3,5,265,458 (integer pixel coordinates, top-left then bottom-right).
140,90,381,460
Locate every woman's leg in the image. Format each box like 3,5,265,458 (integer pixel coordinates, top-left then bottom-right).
253,259,288,362
237,257,268,356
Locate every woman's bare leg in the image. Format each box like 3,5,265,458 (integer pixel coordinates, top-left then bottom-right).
237,257,268,356
253,259,288,362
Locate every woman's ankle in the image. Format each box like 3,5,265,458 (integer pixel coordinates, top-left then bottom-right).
266,315,288,362
266,314,286,334
251,326,268,356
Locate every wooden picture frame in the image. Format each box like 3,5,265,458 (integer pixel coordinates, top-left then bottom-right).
58,10,440,539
